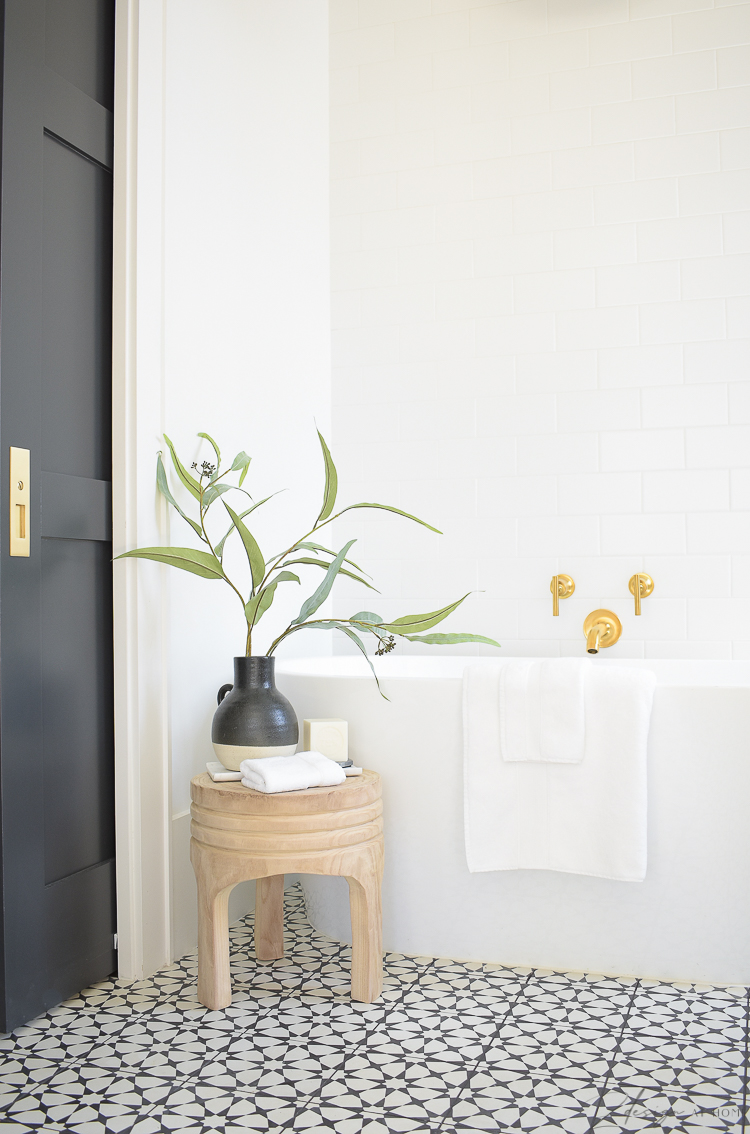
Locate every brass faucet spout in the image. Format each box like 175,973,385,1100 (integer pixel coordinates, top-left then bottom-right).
582,609,622,653
586,627,601,654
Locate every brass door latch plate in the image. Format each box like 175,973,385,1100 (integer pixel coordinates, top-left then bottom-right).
9,447,30,557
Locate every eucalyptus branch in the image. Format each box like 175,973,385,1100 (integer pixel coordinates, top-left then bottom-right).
267,615,387,657
266,617,347,656
259,500,429,589
115,429,499,668
257,511,353,590
197,479,247,615
197,471,256,654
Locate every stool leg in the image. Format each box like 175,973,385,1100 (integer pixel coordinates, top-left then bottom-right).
346,862,383,1003
197,882,232,1011
255,874,285,961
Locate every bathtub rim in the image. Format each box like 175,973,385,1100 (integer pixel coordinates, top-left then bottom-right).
276,654,750,689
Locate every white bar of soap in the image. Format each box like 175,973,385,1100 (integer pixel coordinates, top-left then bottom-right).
206,761,242,782
303,718,348,763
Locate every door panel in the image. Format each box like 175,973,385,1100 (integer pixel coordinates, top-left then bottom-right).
45,858,116,1008
42,131,112,481
42,537,114,885
45,70,113,168
0,0,116,1030
44,0,115,111
41,472,111,541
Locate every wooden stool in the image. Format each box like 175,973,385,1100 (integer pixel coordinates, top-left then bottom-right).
190,770,384,1010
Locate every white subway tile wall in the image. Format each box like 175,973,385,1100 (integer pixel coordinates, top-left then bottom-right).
330,0,750,659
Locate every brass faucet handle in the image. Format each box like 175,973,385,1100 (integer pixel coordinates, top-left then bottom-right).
550,573,575,616
628,573,654,616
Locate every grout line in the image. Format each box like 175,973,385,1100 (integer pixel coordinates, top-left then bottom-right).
436,963,536,1129
5,890,749,1131
587,977,642,1133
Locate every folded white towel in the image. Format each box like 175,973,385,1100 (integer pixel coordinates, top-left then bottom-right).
240,750,346,794
500,658,588,764
464,661,656,881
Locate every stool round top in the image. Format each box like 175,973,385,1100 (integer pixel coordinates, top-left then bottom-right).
190,769,381,816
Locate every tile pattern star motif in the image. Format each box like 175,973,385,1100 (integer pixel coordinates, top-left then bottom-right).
0,885,746,1133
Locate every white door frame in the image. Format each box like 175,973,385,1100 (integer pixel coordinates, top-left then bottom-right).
109,0,333,977
112,0,173,981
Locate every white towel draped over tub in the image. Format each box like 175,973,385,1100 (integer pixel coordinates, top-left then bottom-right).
500,658,587,764
463,661,657,881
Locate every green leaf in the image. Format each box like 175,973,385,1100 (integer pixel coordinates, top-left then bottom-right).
380,594,470,635
295,541,369,575
215,523,238,561
247,491,284,513
283,557,379,592
337,568,378,592
293,539,356,625
245,571,300,627
332,623,387,698
273,570,301,585
201,482,233,507
244,589,271,626
214,493,281,559
229,450,252,487
268,619,388,699
348,611,384,633
156,453,203,537
316,431,338,524
337,502,442,534
197,432,221,465
404,632,500,647
223,502,264,590
267,617,343,654
115,546,224,580
163,434,202,500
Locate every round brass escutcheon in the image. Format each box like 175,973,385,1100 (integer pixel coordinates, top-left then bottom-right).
550,573,575,599
629,573,654,599
582,608,623,651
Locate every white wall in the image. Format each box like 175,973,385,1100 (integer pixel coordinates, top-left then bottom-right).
114,0,331,964
119,0,748,971
161,0,331,818
328,0,750,660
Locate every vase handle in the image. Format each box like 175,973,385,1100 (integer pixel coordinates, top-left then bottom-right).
217,683,233,706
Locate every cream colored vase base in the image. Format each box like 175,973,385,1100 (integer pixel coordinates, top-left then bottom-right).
212,742,298,772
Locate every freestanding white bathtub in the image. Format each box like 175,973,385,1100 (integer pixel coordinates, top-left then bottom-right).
276,655,750,986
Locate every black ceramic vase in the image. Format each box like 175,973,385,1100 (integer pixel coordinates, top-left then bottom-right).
211,656,299,771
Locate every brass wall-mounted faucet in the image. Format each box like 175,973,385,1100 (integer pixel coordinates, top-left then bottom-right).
550,574,575,616
629,573,654,616
582,609,622,655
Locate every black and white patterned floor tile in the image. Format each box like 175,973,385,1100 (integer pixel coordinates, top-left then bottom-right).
0,885,746,1134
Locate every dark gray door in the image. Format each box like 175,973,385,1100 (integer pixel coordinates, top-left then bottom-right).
0,0,116,1031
